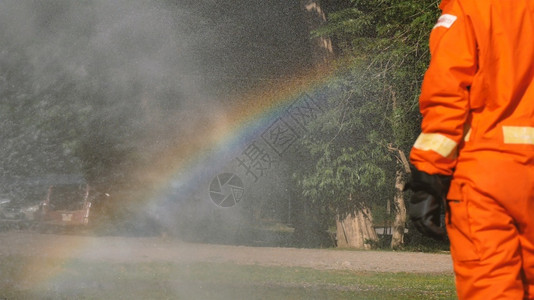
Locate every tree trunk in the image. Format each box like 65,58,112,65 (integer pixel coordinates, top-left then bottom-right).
390,169,407,248
300,0,334,67
336,205,378,249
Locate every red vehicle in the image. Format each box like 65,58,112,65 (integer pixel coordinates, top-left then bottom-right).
37,184,92,228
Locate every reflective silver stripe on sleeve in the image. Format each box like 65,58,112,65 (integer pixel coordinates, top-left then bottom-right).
503,126,534,144
413,133,457,157
433,14,457,29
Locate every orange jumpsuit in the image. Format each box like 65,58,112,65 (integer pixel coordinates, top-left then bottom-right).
409,0,534,299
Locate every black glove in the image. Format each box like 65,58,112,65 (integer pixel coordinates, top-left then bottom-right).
404,166,451,240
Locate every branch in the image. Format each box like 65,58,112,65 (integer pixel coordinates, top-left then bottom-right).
387,144,411,173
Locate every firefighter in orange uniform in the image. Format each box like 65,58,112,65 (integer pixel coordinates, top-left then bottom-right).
405,0,534,299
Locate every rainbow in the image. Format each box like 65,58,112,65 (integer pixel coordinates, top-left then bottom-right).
16,66,342,291
136,66,340,208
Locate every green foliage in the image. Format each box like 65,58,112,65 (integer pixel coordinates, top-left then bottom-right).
296,1,440,219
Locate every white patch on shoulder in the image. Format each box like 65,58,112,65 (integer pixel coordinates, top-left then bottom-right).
433,14,457,29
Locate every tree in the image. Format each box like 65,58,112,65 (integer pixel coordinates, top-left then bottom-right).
0,1,208,229
296,0,440,248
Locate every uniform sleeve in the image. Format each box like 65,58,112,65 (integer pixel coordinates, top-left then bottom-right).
409,0,478,175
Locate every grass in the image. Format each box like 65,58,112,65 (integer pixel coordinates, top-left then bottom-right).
0,255,456,300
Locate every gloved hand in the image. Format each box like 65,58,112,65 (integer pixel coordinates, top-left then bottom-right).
404,166,451,240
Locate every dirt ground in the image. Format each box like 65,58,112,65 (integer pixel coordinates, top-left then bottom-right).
0,230,453,274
